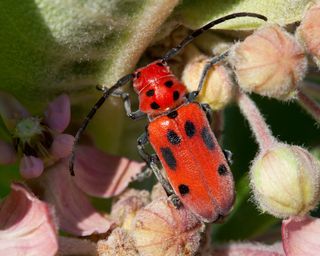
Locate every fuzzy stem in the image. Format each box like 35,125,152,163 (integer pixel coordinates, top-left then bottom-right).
237,90,276,151
301,81,320,101
297,90,320,123
58,237,97,256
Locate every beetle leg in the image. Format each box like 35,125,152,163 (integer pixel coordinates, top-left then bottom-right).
188,52,228,102
107,90,147,120
200,103,213,124
223,149,233,165
137,132,181,208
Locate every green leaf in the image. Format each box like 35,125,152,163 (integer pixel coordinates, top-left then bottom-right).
174,0,311,29
0,0,179,109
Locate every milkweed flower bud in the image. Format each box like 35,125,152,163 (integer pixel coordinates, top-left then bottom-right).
250,144,320,218
111,189,150,231
230,25,307,100
182,55,234,110
132,198,204,256
297,2,320,68
97,227,139,256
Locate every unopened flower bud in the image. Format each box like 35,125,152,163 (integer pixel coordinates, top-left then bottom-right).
97,227,138,256
132,198,204,256
151,183,167,201
20,155,44,179
182,55,234,110
111,189,150,230
297,2,320,68
250,144,320,218
230,25,307,100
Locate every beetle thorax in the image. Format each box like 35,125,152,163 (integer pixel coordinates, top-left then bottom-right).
133,60,187,116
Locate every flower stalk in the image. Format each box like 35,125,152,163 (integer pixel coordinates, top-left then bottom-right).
297,90,320,123
236,90,276,151
301,81,320,101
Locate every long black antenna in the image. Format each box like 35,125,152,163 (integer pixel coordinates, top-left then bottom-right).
69,73,134,175
162,12,267,62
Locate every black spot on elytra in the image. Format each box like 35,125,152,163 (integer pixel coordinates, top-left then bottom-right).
167,130,181,145
167,111,178,119
173,91,180,101
178,184,189,195
146,89,155,97
136,72,141,78
164,80,173,88
185,121,195,138
150,102,160,110
201,127,214,150
218,164,228,176
156,62,164,67
160,147,176,170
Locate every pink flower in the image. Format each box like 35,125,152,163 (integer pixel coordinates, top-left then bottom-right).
212,242,284,256
282,215,320,256
41,147,143,235
0,92,73,179
0,92,144,236
0,182,58,255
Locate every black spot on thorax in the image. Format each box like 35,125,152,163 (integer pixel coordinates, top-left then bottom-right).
150,102,160,109
160,147,176,170
146,89,155,97
164,80,173,88
173,91,180,101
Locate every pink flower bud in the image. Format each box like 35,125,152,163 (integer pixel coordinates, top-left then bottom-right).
230,25,307,100
132,198,204,256
111,189,150,230
250,144,320,218
151,183,167,201
50,134,74,159
97,227,138,256
182,55,234,110
20,155,44,179
297,2,320,68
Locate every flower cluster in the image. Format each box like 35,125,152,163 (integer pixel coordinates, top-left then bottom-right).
0,93,144,255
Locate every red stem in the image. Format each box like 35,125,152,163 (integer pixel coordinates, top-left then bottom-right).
237,91,277,151
297,90,320,123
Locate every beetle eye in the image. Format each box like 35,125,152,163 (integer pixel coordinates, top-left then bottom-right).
136,72,141,79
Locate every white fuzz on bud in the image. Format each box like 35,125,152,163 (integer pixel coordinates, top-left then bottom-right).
250,143,320,218
182,55,234,110
132,198,204,256
111,189,150,231
297,2,320,68
97,227,139,256
230,25,307,100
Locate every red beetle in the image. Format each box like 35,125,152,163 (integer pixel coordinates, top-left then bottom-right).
70,13,267,222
